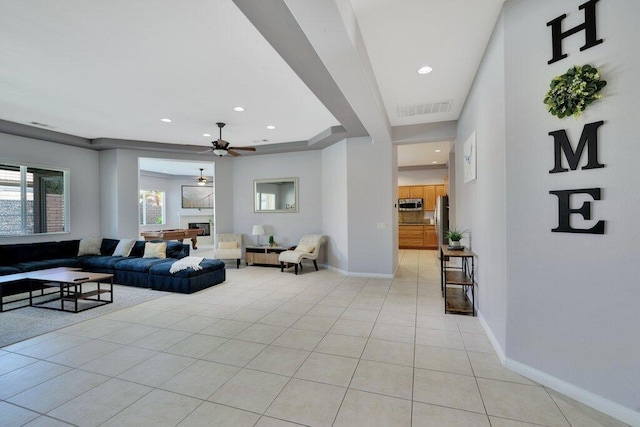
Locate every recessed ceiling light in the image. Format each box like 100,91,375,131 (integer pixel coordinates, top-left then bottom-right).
160,118,172,123
435,149,441,153
203,133,211,137
267,125,276,130
432,161,438,164
233,106,245,112
417,66,433,75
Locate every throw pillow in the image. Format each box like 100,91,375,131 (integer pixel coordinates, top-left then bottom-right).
77,237,103,256
112,239,136,257
143,241,167,259
218,241,238,249
296,244,315,253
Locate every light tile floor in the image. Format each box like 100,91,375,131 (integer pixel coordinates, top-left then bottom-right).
0,249,627,426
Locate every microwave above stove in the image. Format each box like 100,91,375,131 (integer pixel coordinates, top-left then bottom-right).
398,198,423,211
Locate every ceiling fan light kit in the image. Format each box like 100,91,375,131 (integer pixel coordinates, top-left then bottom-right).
201,122,257,157
197,168,207,186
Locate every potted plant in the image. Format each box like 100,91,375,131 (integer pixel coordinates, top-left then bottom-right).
269,235,275,247
446,227,466,249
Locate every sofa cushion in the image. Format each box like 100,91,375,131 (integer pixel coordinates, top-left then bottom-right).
112,239,136,257
114,257,174,273
296,244,315,253
100,238,120,256
78,256,126,270
143,242,166,259
148,259,226,293
149,259,226,278
78,237,103,256
14,258,80,272
218,241,237,249
129,241,189,259
0,266,21,276
0,240,79,266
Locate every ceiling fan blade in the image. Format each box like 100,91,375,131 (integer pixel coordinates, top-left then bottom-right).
229,146,256,151
217,139,230,149
227,149,241,156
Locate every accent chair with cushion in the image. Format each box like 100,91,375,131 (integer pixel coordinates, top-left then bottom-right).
213,233,242,268
279,234,326,274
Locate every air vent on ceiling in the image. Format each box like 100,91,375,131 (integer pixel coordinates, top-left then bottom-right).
397,100,453,117
29,121,55,129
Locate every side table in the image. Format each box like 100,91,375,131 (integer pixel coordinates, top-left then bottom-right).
440,245,476,316
245,246,291,266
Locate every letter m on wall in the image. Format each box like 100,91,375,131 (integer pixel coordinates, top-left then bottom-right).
549,121,605,174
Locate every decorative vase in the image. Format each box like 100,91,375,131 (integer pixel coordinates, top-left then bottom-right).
449,240,461,248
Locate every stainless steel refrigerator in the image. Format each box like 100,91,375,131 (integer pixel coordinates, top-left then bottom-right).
435,195,449,251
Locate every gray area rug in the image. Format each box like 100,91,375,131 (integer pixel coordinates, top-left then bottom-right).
0,285,170,348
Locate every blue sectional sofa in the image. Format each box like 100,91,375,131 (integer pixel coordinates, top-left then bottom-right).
0,238,226,294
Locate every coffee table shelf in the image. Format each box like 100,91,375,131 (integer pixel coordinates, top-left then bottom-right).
31,271,114,313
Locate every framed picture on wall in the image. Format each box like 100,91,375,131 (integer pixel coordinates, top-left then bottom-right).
181,185,213,209
463,131,477,183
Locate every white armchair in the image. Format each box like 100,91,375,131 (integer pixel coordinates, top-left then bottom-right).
213,233,242,269
279,234,326,274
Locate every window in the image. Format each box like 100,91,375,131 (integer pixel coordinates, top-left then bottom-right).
0,163,69,236
258,192,276,210
139,190,165,225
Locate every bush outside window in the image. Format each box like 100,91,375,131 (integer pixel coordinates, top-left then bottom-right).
139,190,165,225
0,163,68,236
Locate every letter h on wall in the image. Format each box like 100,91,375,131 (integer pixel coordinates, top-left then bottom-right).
547,0,603,64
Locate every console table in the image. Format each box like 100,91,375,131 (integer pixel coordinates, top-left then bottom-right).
245,246,291,266
440,245,476,316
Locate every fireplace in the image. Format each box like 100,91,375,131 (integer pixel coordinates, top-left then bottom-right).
188,222,210,236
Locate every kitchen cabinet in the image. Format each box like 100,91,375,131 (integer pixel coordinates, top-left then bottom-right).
424,226,438,248
398,186,424,199
423,186,436,210
436,184,446,199
399,225,424,248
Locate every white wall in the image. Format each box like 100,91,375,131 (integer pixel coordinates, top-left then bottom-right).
457,0,640,421
99,149,233,240
232,150,323,249
322,140,349,271
1,133,101,243
455,13,508,355
138,172,215,234
346,137,395,276
397,168,447,186
502,0,640,418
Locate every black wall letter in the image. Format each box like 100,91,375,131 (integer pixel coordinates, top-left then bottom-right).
549,121,605,174
547,0,603,64
549,188,605,234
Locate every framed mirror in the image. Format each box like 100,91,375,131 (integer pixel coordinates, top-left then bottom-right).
254,177,298,213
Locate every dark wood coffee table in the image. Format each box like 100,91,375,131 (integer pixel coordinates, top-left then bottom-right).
29,270,114,313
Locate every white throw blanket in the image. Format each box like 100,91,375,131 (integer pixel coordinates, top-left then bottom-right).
169,256,204,274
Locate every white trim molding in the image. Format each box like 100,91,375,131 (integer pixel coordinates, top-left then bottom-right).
478,311,639,425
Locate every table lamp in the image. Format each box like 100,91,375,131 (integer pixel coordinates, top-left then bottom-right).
252,225,266,246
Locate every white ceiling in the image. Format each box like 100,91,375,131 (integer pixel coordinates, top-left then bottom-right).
0,0,504,169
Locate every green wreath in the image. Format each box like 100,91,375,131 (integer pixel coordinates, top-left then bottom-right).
544,64,606,118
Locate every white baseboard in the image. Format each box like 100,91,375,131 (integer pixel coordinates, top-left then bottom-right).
477,311,506,363
477,310,640,426
505,359,640,426
323,264,394,279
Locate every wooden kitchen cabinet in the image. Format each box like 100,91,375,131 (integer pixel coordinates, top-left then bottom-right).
421,184,446,211
423,185,436,210
424,226,438,248
398,186,424,199
399,225,424,248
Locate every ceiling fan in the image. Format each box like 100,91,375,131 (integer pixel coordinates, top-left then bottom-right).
202,122,256,157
